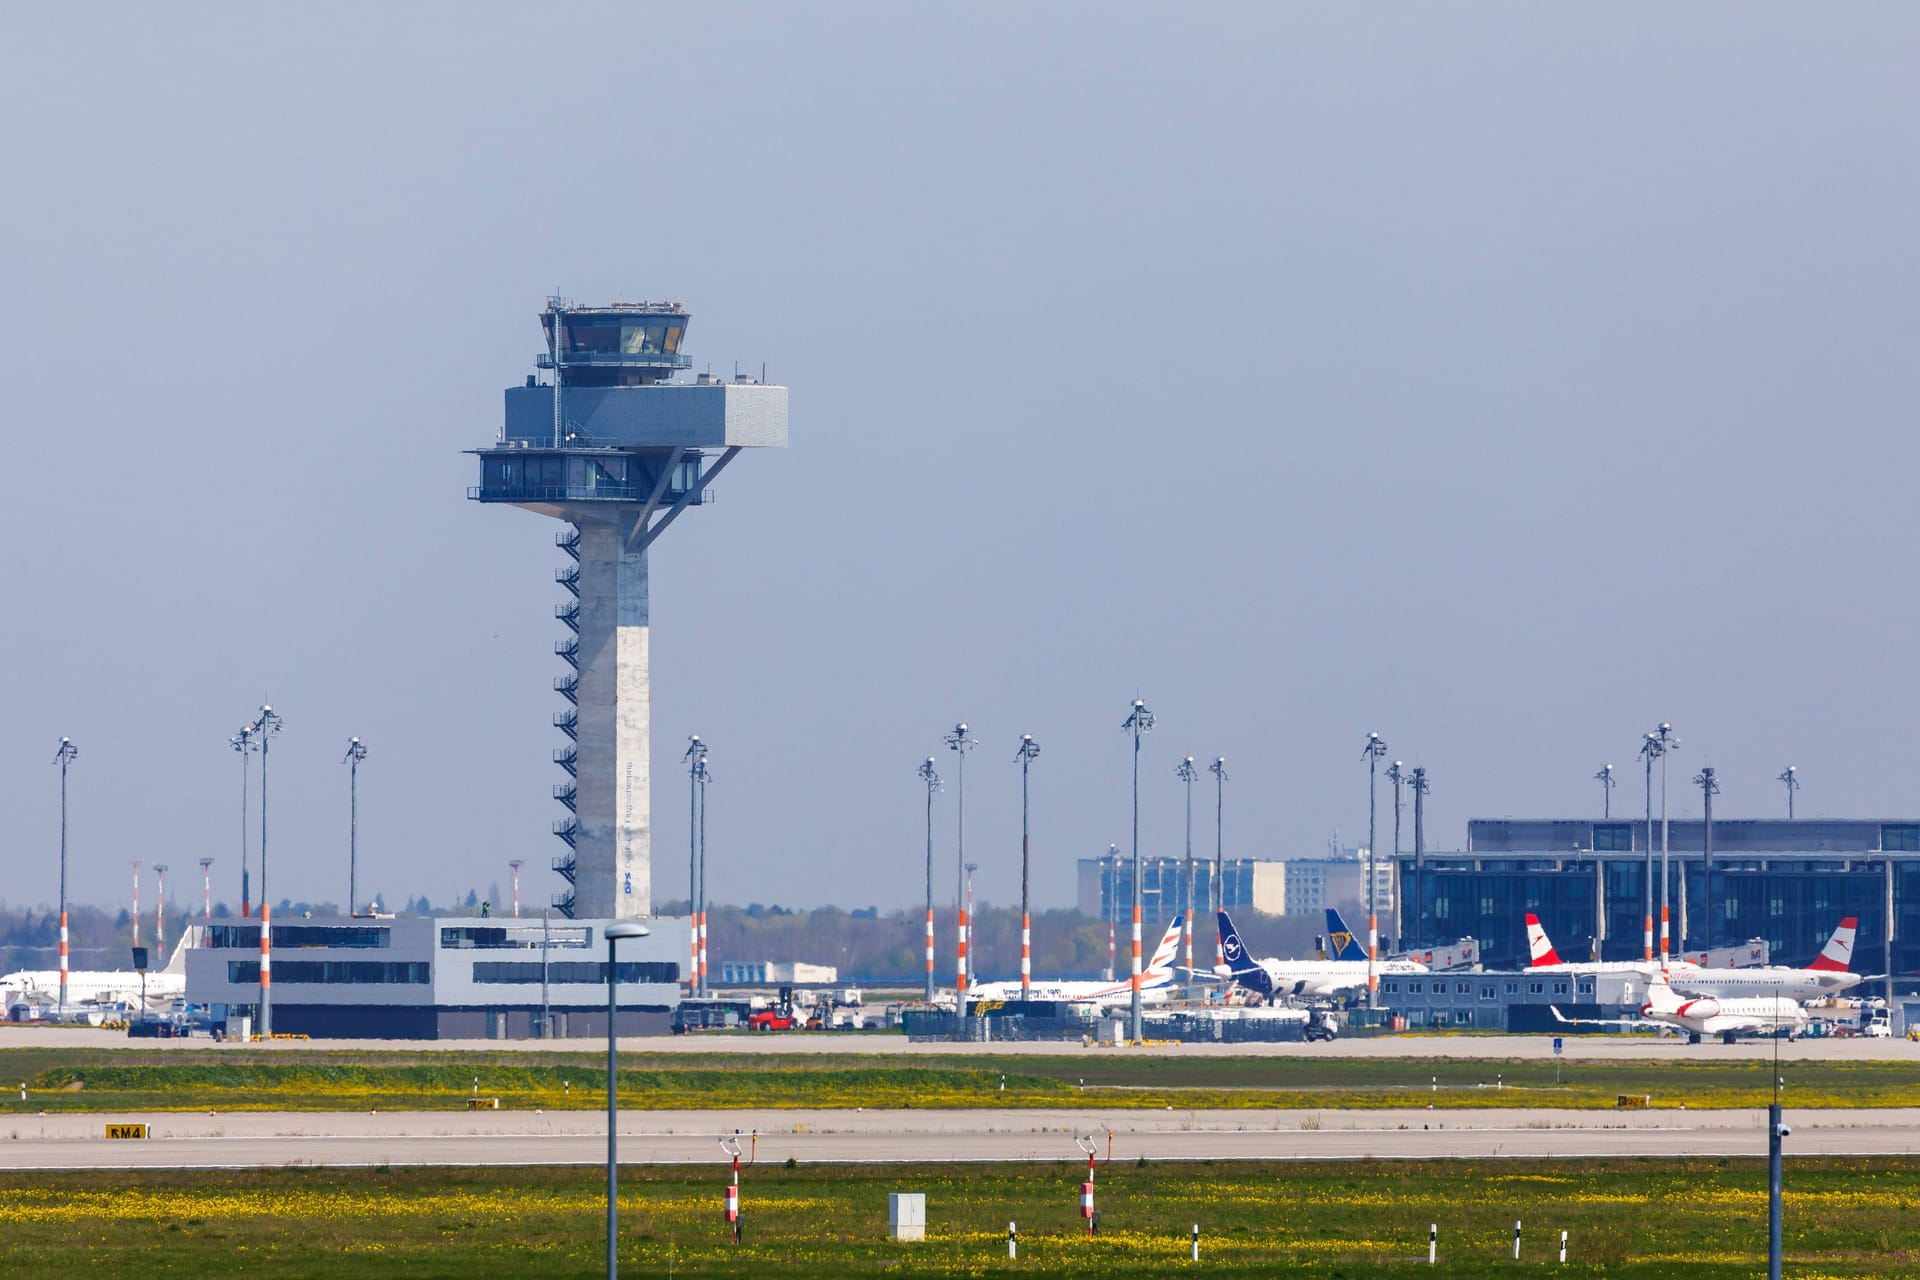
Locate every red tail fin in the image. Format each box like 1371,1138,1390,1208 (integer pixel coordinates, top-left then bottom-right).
1807,917,1857,972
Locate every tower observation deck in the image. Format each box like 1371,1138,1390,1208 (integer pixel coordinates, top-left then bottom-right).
469,298,787,918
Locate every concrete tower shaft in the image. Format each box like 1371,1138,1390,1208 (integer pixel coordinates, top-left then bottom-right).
568,510,651,917
471,298,786,920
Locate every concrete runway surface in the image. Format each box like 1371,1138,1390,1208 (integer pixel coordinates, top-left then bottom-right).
6,1027,1917,1062
3,1106,1916,1170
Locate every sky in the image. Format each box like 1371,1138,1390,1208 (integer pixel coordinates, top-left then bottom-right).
2,6,1917,918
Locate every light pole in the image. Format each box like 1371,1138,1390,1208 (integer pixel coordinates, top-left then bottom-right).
343,737,367,916
1410,766,1430,952
945,723,976,995
1778,766,1800,819
1123,699,1155,1042
1015,735,1040,1001
1386,760,1404,954
132,860,140,949
229,724,256,917
53,738,78,1015
256,704,283,1036
696,752,711,996
153,864,168,957
1209,757,1227,970
1695,766,1719,953
1176,758,1198,981
682,735,707,995
603,920,648,1279
918,757,941,1003
1654,722,1678,965
1362,732,1388,1008
1595,763,1616,819
509,859,524,920
199,857,214,921
1104,843,1118,982
1637,730,1662,962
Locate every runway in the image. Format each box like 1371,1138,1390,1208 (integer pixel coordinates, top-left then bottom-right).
4,1106,1916,1170
7,1026,1917,1062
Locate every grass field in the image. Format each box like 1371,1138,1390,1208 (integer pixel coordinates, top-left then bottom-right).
1,1157,1913,1277
2,1045,1916,1112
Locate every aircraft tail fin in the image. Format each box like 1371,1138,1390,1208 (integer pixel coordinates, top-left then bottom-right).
1808,917,1858,972
1324,908,1365,962
1145,915,1184,975
1214,910,1273,996
1525,913,1564,967
160,926,198,977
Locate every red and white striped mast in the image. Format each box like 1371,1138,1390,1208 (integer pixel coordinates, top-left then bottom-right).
1015,735,1041,1001
945,723,975,998
1176,757,1198,982
509,859,524,920
199,858,215,921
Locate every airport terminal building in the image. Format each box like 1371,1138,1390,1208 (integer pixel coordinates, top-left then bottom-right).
1398,818,1920,973
186,915,686,1039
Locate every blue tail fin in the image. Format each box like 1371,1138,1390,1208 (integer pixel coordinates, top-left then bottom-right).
1325,908,1365,962
1215,910,1273,996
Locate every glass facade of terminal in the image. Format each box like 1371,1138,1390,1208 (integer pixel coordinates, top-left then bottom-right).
1398,817,1920,971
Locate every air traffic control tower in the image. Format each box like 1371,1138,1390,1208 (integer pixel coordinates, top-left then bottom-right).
469,299,787,919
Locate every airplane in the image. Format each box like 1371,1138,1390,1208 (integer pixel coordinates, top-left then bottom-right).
1527,913,1860,1002
1,931,189,1017
1554,970,1807,1044
966,915,1185,1006
1216,909,1427,1001
1526,914,1703,978
1667,918,1862,1002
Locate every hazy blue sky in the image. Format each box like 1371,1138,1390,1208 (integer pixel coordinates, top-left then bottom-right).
3,7,1916,918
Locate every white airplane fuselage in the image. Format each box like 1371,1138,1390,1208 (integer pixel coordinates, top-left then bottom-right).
1668,966,1858,1003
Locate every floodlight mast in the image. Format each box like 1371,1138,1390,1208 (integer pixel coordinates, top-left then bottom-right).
1778,766,1800,819
917,757,941,1003
153,864,169,955
1015,735,1041,1000
683,735,708,996
945,723,976,994
1694,766,1720,951
1122,698,1155,1042
1595,763,1616,820
1361,732,1388,1007
1386,761,1405,952
343,737,368,916
229,724,256,917
1637,730,1663,962
1409,766,1430,951
696,752,712,996
1208,758,1227,970
1653,722,1678,966
53,738,78,1015
255,704,284,1036
1176,758,1198,981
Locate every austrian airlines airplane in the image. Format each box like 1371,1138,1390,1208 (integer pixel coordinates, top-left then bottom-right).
966,915,1184,1005
1527,913,1859,1002
1668,918,1861,1003
1525,914,1701,978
